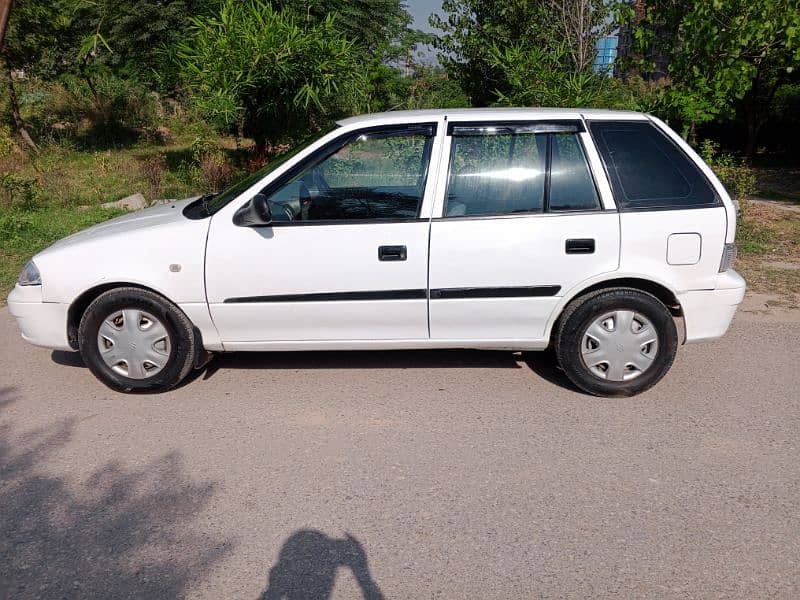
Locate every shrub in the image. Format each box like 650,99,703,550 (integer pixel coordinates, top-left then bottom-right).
198,151,234,192
139,154,168,202
0,173,40,209
699,139,757,203
0,125,16,157
190,136,218,162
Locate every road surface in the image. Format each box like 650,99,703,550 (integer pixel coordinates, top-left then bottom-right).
1,297,798,599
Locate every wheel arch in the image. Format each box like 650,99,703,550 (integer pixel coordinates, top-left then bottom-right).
67,281,185,350
545,276,683,346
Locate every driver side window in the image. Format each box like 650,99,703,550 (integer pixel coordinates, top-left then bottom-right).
263,127,434,222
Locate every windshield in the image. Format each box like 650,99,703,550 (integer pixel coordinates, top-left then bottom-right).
184,124,339,218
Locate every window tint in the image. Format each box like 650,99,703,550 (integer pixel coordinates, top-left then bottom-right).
589,121,717,209
263,129,433,222
549,133,599,211
446,133,546,216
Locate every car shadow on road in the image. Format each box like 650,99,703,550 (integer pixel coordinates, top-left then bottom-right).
51,348,587,394
522,349,586,394
0,386,231,597
260,530,384,600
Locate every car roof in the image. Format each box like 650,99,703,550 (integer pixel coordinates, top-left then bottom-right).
337,107,648,127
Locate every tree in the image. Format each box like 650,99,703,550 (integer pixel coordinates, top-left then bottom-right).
550,0,618,73
67,0,219,91
0,0,67,150
430,0,620,106
630,0,800,157
431,0,549,105
0,0,11,48
275,0,411,54
176,0,367,150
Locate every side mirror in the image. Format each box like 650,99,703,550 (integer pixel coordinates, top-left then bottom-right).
233,193,272,227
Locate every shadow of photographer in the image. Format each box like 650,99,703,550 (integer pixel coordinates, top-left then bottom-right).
261,529,383,600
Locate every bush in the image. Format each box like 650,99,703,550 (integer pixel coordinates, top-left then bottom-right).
0,173,40,209
197,151,234,193
0,125,17,157
699,139,756,202
138,154,168,201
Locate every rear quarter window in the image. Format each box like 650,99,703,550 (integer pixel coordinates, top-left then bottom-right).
589,120,718,210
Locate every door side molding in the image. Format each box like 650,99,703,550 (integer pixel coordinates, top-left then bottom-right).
223,285,561,304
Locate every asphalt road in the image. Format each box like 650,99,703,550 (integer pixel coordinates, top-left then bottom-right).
1,301,798,599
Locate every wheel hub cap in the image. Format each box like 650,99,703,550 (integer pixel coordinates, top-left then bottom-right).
96,309,171,379
581,310,659,382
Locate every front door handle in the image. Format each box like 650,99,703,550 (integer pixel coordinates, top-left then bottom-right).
565,238,595,254
378,245,407,261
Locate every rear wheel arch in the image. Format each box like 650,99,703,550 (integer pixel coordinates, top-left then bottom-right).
547,277,682,347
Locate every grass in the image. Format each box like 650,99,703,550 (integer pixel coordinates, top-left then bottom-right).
735,199,800,306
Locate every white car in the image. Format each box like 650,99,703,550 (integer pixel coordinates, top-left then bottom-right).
8,108,745,396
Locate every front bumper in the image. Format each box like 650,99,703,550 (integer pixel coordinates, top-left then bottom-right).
7,284,72,351
678,270,747,343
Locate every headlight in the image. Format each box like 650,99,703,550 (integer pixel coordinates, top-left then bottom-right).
18,260,41,286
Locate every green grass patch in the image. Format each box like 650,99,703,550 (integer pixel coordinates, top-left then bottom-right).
737,218,775,255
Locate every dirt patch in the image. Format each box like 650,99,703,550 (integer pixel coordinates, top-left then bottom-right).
736,291,800,323
762,260,800,271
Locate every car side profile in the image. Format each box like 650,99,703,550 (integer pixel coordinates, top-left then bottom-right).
8,108,746,396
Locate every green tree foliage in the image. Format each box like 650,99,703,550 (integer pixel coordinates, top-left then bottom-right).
176,0,367,150
69,0,219,90
431,0,550,106
274,1,436,114
275,0,411,53
630,0,800,156
431,0,620,107
1,0,67,78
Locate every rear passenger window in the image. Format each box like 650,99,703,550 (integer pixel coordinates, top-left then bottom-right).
550,133,600,211
446,132,546,216
589,121,718,209
444,124,599,217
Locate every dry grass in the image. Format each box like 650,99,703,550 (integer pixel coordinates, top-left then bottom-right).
736,198,800,307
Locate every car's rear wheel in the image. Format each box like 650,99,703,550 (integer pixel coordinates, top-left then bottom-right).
78,287,196,393
555,288,678,397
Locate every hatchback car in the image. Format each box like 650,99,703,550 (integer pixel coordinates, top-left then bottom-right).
8,108,745,396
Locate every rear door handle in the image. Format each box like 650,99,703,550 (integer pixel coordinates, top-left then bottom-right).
565,238,595,254
378,245,407,261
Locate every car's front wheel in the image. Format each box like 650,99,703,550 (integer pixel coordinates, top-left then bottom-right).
555,288,678,397
78,287,197,393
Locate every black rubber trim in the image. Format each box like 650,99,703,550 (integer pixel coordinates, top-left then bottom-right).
224,289,427,303
429,285,561,299
432,210,608,222
267,217,427,227
224,285,561,303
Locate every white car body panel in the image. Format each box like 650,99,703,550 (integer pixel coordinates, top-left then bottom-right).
618,207,728,292
428,213,620,340
34,198,209,305
206,221,431,341
6,107,745,358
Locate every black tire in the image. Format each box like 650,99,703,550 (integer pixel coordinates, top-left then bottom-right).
78,287,196,393
555,288,678,397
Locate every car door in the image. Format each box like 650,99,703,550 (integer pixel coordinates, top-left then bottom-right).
205,123,440,346
427,119,620,342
